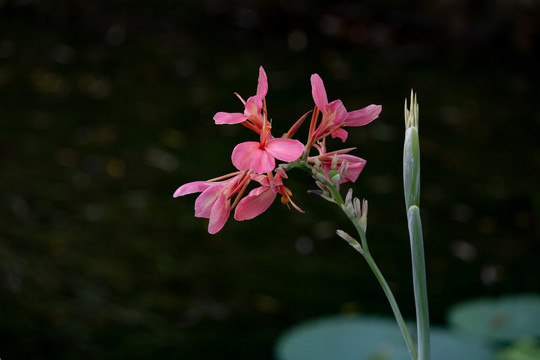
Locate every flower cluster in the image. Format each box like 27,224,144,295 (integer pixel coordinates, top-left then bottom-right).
174,67,381,234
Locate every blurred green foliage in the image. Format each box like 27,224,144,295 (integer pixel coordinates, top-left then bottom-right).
0,0,539,359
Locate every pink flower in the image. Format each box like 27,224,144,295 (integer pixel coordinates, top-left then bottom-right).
234,170,303,221
309,74,381,144
173,171,250,234
321,153,366,183
213,66,268,132
310,142,366,184
231,125,304,174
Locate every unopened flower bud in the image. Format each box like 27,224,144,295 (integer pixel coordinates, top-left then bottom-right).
338,160,350,179
337,229,363,254
320,193,336,204
353,198,362,219
359,199,368,234
331,153,339,170
312,182,334,203
315,180,330,193
329,171,342,187
311,160,327,183
312,157,322,169
345,188,353,205
341,202,354,217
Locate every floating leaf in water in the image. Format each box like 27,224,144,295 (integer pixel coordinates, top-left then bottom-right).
448,294,540,343
497,339,540,360
275,315,494,360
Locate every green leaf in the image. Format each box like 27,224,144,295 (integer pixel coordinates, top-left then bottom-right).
275,315,494,360
448,294,540,343
497,340,540,360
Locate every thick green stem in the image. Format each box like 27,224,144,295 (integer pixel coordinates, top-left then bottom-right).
408,206,430,360
404,91,430,360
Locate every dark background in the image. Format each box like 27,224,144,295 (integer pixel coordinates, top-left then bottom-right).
1,0,539,359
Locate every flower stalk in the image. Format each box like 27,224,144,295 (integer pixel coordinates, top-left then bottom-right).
308,172,418,360
404,90,430,360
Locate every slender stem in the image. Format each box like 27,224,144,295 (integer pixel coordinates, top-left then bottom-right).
297,160,418,359
353,214,417,360
329,186,418,360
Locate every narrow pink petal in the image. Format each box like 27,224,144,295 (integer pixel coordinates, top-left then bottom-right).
256,66,268,98
208,193,231,234
214,112,247,124
194,185,223,218
234,187,276,221
250,148,275,173
310,74,328,110
345,104,382,126
287,198,305,213
331,128,349,142
173,181,212,198
231,141,259,170
265,138,304,162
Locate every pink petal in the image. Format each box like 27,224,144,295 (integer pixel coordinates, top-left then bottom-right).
214,112,247,125
251,173,270,186
234,186,276,221
339,155,366,183
256,66,268,98
265,138,304,162
250,148,275,173
173,181,213,198
231,141,259,170
310,74,328,110
244,96,263,117
325,100,349,127
275,167,288,179
287,198,305,213
194,184,223,218
331,128,349,142
346,104,382,127
208,192,231,234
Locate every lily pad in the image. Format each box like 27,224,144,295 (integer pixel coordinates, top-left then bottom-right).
275,315,494,360
447,294,540,343
497,339,540,360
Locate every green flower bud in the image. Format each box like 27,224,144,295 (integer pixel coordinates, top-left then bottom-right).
404,91,420,209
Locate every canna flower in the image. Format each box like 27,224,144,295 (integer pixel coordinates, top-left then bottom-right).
308,74,382,146
232,121,304,174
213,66,269,133
173,171,252,234
234,168,303,221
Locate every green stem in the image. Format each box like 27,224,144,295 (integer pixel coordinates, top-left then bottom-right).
404,91,430,360
354,216,418,360
331,186,418,360
296,161,418,359
408,206,430,360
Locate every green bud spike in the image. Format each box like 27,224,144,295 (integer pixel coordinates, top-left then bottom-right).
404,91,420,209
